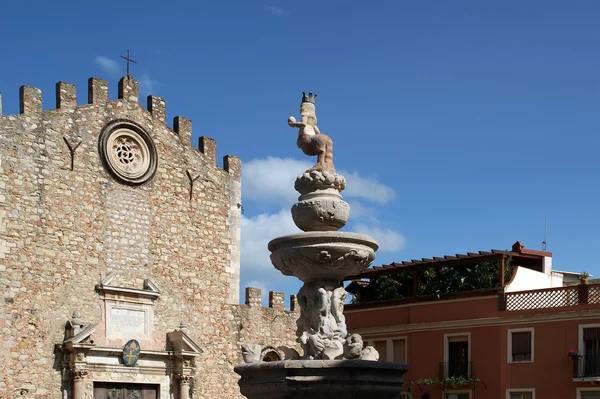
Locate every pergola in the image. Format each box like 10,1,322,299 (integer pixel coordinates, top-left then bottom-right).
346,241,551,296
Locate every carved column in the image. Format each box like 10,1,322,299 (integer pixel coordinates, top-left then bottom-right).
296,280,348,360
70,369,88,399
176,374,193,399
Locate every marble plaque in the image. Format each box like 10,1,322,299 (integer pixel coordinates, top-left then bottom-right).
107,305,150,339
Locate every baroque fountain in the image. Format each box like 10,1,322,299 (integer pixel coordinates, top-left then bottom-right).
234,93,407,398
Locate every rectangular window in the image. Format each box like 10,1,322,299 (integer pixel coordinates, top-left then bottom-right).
444,333,471,379
508,328,534,363
445,393,469,399
512,331,532,361
509,392,533,399
581,392,600,399
584,328,600,376
448,337,469,377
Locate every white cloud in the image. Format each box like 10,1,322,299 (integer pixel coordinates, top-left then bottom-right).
341,171,396,205
243,157,312,206
347,200,377,220
353,223,406,253
242,157,396,207
264,5,288,16
138,74,159,94
94,56,119,74
93,57,158,95
247,279,269,292
241,208,301,271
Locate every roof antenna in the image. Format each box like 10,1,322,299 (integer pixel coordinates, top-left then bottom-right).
542,217,547,251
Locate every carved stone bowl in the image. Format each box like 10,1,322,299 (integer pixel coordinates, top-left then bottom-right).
292,171,349,232
235,359,407,399
268,232,378,282
291,194,350,232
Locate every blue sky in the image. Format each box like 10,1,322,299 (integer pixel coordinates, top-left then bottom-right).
1,1,599,305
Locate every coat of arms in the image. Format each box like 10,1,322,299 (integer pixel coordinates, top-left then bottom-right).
122,339,141,366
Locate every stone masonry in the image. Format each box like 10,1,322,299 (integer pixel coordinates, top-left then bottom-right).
0,76,298,398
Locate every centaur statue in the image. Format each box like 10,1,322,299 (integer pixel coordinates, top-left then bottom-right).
288,92,335,172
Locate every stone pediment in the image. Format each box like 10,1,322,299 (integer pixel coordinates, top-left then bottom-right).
168,327,203,356
96,273,161,301
63,324,97,345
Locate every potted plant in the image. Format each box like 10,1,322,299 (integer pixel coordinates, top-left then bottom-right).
568,349,583,359
580,272,590,285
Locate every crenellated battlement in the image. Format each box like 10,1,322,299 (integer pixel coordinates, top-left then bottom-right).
244,287,299,313
0,75,240,177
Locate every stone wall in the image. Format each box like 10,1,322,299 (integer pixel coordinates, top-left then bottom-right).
230,288,300,358
0,76,297,398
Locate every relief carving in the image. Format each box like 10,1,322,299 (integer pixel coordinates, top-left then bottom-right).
176,374,194,384
69,369,89,381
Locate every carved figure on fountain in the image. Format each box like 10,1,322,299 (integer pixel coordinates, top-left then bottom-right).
288,92,335,173
289,100,349,232
235,90,407,399
296,281,348,360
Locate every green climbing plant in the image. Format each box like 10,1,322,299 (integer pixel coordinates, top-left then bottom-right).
351,256,513,303
401,377,483,398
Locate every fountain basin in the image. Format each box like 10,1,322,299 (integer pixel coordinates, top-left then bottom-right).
268,232,378,282
235,359,407,399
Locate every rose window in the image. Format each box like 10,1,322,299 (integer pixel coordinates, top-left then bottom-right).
99,121,157,185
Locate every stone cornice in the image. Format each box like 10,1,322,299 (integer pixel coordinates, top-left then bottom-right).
96,284,161,300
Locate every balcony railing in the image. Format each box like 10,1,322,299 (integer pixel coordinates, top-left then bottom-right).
439,361,473,379
499,283,600,311
574,354,600,379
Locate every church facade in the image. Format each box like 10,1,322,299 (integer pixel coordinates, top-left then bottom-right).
0,76,297,398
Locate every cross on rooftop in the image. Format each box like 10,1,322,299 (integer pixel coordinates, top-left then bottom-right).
120,49,137,77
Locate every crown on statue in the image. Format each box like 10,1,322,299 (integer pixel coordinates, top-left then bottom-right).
301,92,317,104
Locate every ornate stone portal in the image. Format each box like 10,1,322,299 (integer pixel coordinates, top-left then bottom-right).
57,278,202,399
235,93,407,398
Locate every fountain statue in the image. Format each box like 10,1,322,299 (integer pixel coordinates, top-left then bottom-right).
234,93,407,399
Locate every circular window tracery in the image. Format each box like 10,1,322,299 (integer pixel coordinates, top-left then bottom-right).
99,121,157,185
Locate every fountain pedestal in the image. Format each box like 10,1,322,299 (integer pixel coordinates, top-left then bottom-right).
235,360,406,399
235,93,407,398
